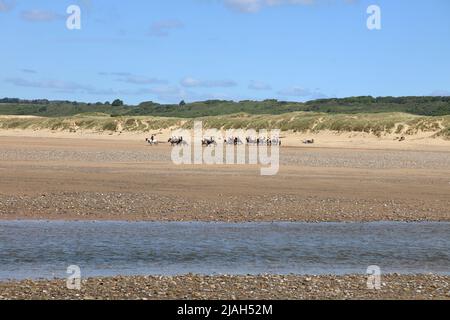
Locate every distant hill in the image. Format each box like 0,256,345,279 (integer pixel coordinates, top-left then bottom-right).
1,96,450,118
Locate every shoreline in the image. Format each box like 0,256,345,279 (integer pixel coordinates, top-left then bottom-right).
1,216,450,223
1,274,449,300
2,218,450,222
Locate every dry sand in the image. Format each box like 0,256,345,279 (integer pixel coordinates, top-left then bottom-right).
0,131,449,222
1,126,449,150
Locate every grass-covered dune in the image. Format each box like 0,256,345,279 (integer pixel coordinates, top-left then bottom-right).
1,96,449,138
0,114,182,133
181,112,450,137
1,112,449,138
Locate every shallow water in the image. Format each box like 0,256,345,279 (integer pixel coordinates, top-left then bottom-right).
0,221,449,280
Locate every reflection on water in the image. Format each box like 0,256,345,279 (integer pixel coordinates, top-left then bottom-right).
0,221,449,280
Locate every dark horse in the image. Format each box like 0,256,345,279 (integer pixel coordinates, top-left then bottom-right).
168,136,185,146
202,137,217,147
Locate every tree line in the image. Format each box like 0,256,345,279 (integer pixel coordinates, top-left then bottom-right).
1,96,449,117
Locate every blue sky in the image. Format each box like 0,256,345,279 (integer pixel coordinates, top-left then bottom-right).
1,0,449,104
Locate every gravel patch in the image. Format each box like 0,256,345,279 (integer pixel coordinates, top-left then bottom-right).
0,192,448,222
1,274,449,300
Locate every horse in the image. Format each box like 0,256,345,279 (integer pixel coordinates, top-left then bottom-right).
246,137,258,145
269,137,281,146
225,137,234,145
257,137,270,146
168,136,187,146
145,135,158,146
202,137,217,147
225,137,243,145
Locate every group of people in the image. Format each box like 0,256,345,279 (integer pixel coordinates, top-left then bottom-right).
147,135,282,146
245,137,282,146
224,136,244,145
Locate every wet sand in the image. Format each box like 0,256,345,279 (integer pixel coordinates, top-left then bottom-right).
1,274,449,300
0,135,449,222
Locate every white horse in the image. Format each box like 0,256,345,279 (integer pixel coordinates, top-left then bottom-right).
145,136,159,145
225,137,234,145
246,137,258,145
225,136,244,145
269,137,281,146
258,137,270,145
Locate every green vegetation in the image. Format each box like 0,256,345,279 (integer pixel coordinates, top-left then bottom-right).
1,96,450,118
112,99,124,107
180,112,449,138
1,112,448,138
1,96,449,138
0,115,182,133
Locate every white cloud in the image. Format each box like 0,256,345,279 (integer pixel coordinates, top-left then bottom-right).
277,86,312,97
99,72,167,85
429,90,450,97
180,77,237,88
99,72,131,77
148,20,184,37
21,9,61,22
277,86,327,99
4,76,190,102
136,86,182,96
248,80,272,91
5,77,122,96
116,76,167,85
224,0,262,13
21,69,37,74
5,77,93,91
222,0,350,13
0,0,14,13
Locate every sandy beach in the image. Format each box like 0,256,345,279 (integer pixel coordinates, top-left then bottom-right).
0,131,449,222
1,131,449,300
3,0,450,302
